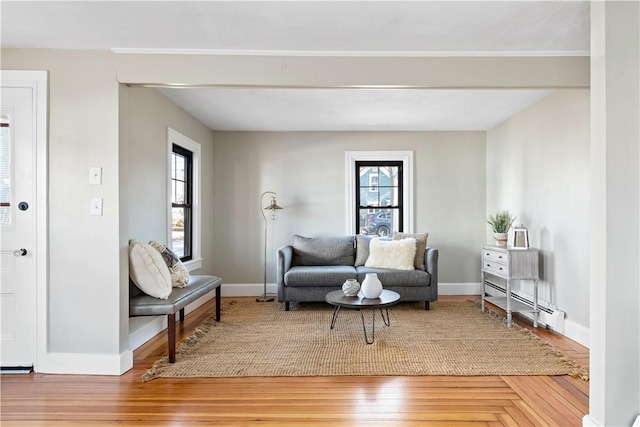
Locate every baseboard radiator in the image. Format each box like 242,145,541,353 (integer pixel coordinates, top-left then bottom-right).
483,280,566,332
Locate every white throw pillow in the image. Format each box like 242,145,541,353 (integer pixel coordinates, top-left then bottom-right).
365,237,417,270
129,239,172,299
393,232,429,270
149,240,190,288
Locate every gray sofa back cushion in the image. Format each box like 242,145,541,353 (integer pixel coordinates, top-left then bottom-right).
292,235,355,266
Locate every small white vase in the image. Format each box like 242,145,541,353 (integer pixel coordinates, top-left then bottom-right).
361,273,383,299
342,279,360,296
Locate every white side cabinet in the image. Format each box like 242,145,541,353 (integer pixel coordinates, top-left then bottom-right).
481,245,540,328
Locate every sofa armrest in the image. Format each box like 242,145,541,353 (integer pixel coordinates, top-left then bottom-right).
424,247,439,294
277,245,293,287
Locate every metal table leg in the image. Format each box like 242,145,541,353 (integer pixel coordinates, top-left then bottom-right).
379,307,391,326
360,309,376,344
330,306,341,329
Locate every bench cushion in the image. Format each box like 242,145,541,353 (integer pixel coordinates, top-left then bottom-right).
129,275,222,316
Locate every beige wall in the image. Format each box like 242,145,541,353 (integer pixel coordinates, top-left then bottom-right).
124,87,216,275
487,90,590,332
211,131,486,287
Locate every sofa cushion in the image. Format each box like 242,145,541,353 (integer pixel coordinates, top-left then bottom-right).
285,265,357,287
356,266,431,287
393,232,429,270
365,237,416,270
292,235,355,266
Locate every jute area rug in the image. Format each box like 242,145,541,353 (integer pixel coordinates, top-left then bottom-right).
143,299,589,381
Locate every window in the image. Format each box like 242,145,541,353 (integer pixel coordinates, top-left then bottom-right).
168,128,201,270
356,161,403,236
171,145,192,260
346,151,413,236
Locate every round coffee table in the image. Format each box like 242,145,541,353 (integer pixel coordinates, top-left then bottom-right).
325,289,401,344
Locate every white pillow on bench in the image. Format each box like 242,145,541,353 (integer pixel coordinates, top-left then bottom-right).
129,239,172,299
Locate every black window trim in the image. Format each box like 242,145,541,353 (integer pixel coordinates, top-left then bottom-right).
172,143,193,262
355,160,404,235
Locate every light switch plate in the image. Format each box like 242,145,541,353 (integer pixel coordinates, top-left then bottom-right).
90,198,103,216
89,167,102,185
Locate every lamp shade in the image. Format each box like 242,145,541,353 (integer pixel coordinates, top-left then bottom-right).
264,199,283,211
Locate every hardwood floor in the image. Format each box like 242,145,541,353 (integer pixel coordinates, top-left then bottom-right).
1,296,589,426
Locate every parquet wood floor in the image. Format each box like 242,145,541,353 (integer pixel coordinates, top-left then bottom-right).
0,295,589,426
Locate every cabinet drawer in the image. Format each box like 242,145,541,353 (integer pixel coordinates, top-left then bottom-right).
483,260,509,278
483,249,508,265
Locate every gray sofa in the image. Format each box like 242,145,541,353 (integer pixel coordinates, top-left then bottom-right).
277,235,438,311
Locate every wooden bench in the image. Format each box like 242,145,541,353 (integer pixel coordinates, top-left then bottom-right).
129,275,223,363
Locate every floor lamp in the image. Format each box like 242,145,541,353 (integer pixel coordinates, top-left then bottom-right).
257,191,283,302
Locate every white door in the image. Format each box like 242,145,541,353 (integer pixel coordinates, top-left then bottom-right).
0,85,37,368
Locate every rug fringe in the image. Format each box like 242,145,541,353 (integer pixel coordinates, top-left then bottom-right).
474,300,589,381
142,300,239,382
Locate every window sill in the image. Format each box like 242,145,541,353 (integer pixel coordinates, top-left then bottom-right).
183,258,203,272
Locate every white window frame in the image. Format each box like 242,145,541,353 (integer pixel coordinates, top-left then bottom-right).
167,128,202,271
345,151,414,235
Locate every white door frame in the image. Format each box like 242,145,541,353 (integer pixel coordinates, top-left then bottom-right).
1,70,48,372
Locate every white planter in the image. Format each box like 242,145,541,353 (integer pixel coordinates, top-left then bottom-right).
494,232,508,247
361,273,383,299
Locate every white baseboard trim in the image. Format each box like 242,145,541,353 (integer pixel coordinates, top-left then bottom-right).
564,318,590,348
37,349,133,375
438,282,482,295
129,316,166,350
582,414,602,426
220,283,277,297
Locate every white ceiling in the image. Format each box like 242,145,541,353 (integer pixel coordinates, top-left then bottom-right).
1,1,590,131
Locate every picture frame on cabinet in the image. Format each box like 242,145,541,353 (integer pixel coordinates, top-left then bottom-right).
512,224,530,249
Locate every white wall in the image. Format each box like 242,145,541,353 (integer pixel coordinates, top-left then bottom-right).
486,90,591,336
587,2,640,426
124,87,215,275
2,49,128,373
211,131,486,289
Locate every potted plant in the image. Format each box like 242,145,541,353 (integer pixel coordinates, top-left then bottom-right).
487,210,515,246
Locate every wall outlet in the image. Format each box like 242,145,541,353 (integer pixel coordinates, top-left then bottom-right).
89,167,102,185
90,198,103,216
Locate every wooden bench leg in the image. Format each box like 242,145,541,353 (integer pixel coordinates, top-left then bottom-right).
179,308,185,323
215,286,221,322
167,313,176,363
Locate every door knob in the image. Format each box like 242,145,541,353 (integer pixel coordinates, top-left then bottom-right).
13,248,27,257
